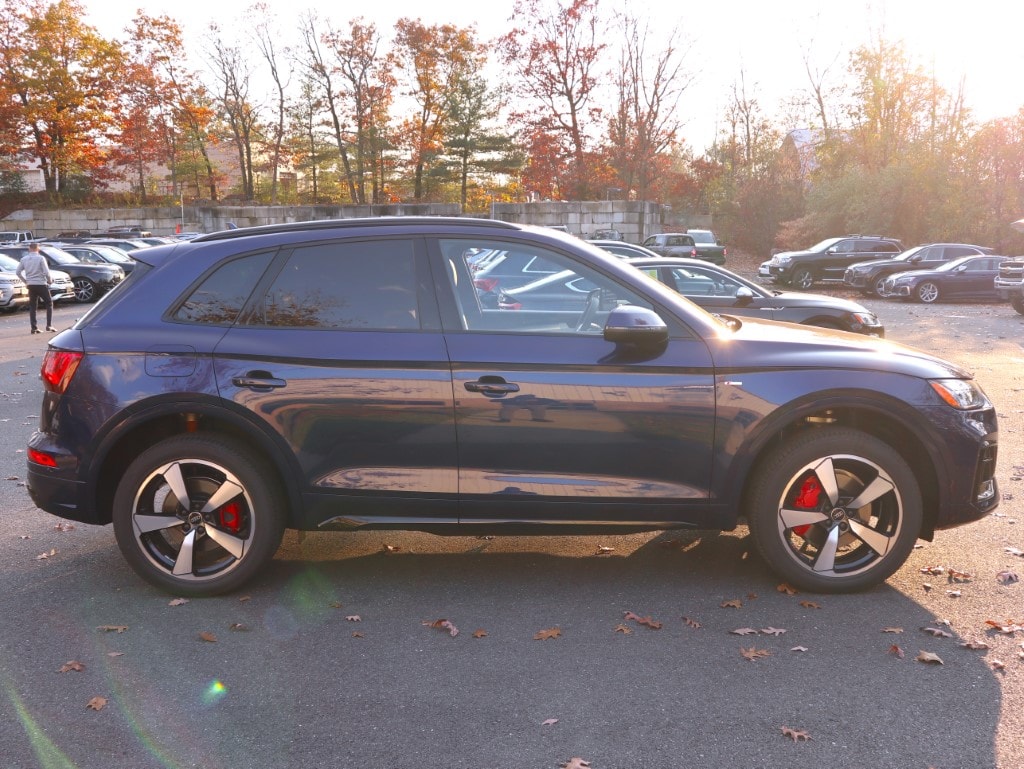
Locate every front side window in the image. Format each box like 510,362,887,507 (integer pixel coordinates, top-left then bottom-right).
252,240,419,330
440,238,651,335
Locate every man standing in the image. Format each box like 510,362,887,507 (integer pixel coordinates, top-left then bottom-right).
16,242,55,334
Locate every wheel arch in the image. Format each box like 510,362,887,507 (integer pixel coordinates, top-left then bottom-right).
726,393,941,539
89,396,302,526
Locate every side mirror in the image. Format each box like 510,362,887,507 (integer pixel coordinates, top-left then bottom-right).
910,255,922,262
734,286,754,306
603,305,669,347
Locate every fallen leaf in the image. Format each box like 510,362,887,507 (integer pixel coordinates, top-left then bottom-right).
168,598,189,606
560,759,590,769
541,718,559,726
534,627,561,640
198,631,217,643
97,625,128,634
86,696,107,711
53,522,74,532
985,619,1024,635
730,627,758,636
991,659,1006,671
623,611,661,629
921,565,946,575
346,615,361,622
761,627,786,636
917,650,944,665
948,569,973,583
238,595,252,602
228,623,250,632
799,600,821,609
682,616,702,629
381,544,401,553
776,583,798,595
740,646,771,661
781,726,811,742
59,661,85,673
746,593,758,600
596,546,615,554
35,549,56,560
960,640,989,650
946,589,962,598
106,652,124,658
720,599,742,609
997,571,1020,585
472,629,487,639
423,619,459,637
614,624,633,635
351,631,364,638
922,626,953,638
888,644,905,659
923,583,933,592
882,627,904,634
790,645,808,652
1005,547,1024,557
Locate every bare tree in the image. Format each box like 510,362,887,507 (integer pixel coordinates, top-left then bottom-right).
252,2,290,204
207,23,260,199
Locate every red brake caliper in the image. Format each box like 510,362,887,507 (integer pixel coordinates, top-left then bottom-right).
791,475,821,536
218,501,242,533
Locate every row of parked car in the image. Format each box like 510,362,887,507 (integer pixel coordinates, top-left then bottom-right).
0,232,189,311
759,235,1017,305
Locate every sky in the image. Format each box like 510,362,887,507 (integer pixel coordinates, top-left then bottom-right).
79,0,1024,152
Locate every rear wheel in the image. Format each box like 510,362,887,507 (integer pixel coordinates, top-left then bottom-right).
916,281,940,303
72,277,96,303
746,428,922,593
113,434,285,596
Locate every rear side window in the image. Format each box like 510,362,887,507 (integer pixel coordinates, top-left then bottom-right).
174,252,274,325
250,240,419,330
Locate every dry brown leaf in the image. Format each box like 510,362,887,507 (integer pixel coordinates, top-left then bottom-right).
106,652,123,658
889,644,905,659
97,625,128,633
917,650,944,665
238,595,252,602
54,522,75,532
473,629,487,639
799,600,821,609
198,631,217,643
381,544,401,553
997,570,1020,585
922,626,953,638
682,616,702,629
781,726,811,742
948,569,973,583
991,659,1007,671
740,646,771,661
720,599,742,608
790,645,809,652
882,627,904,634
746,593,758,600
614,624,633,635
35,549,56,560
776,583,798,595
534,627,561,640
423,619,459,637
228,623,250,632
541,718,559,726
560,759,590,769
1005,547,1024,557
168,598,189,606
960,640,989,650
730,627,758,636
761,627,786,636
596,546,615,554
351,631,364,638
922,582,933,592
921,565,946,575
86,696,107,711
946,589,962,598
985,619,1024,634
346,615,361,622
59,661,85,673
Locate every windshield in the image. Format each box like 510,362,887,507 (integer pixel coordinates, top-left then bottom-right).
0,254,19,271
85,246,133,263
935,256,978,272
893,246,924,262
807,237,845,252
40,246,80,265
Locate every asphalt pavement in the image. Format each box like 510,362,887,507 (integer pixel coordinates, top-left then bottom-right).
1,296,1022,769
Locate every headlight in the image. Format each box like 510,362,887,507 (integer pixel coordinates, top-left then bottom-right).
773,255,791,265
849,311,879,326
930,379,989,410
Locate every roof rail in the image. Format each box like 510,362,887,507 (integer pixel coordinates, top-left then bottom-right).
193,217,521,243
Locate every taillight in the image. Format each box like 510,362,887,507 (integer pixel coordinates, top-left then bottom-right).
723,247,728,257
28,448,57,467
41,350,83,394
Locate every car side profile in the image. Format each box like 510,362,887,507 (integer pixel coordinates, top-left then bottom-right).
768,236,904,288
880,254,1008,303
626,257,885,336
26,218,998,597
844,243,993,296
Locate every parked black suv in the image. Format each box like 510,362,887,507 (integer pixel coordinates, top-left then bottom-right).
767,236,903,289
844,243,993,296
25,218,998,596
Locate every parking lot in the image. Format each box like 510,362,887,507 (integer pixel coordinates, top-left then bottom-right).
1,291,1023,769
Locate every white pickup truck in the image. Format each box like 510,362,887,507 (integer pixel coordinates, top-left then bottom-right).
0,230,35,243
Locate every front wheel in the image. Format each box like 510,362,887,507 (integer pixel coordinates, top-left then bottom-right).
790,268,813,290
871,275,888,296
113,434,285,596
916,281,940,303
72,277,96,303
746,428,922,593
1011,296,1024,316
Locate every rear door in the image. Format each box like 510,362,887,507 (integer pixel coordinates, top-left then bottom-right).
432,236,719,527
211,237,458,529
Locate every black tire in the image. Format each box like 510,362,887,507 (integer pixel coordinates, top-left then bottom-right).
1011,296,1024,316
871,275,888,296
72,277,96,303
915,281,940,304
746,427,922,593
113,434,285,596
790,268,813,290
